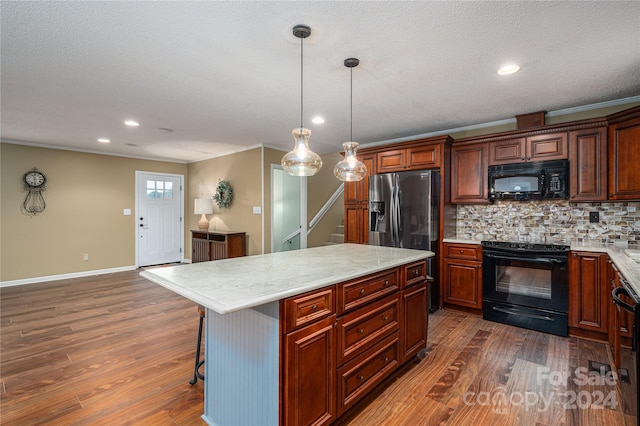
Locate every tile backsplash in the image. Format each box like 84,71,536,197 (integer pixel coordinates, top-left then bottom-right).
456,201,640,247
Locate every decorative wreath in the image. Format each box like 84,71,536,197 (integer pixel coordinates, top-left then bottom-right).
213,180,233,208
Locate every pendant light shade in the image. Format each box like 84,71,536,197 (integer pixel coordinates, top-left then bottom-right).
334,58,367,182
282,25,322,177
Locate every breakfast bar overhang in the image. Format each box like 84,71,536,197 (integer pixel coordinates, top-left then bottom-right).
141,244,433,425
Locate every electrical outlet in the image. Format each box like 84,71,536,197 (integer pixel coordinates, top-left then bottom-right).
83,253,89,261
589,212,599,223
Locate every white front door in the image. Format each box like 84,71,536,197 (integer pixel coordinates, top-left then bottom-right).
136,171,184,266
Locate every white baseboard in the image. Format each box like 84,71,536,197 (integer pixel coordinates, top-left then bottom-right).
0,266,137,288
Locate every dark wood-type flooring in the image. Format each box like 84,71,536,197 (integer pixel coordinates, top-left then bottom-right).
1,269,631,425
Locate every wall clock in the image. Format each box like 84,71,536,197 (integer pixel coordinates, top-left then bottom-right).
22,167,47,216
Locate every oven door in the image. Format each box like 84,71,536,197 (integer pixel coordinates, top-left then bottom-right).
612,285,638,425
482,251,568,313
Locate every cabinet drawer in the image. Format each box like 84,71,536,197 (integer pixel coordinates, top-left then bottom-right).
337,293,399,365
283,287,336,333
338,269,398,314
403,261,427,288
337,332,399,416
444,243,482,260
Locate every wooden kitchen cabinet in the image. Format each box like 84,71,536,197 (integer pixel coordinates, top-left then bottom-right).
569,127,607,201
443,243,482,310
607,106,640,200
282,261,428,424
488,132,567,165
451,143,488,204
344,205,369,244
568,252,608,339
344,154,375,204
191,230,246,262
400,281,427,363
283,314,337,426
343,154,375,244
376,144,441,173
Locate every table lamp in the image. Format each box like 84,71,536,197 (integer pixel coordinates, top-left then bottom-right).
194,198,213,231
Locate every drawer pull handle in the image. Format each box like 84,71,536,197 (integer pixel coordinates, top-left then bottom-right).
311,304,318,311
382,356,389,362
459,250,464,254
357,375,364,381
360,289,366,295
382,316,388,321
414,270,419,276
384,280,389,286
358,328,365,335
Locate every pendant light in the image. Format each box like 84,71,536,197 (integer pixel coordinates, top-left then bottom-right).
334,58,367,182
281,25,323,177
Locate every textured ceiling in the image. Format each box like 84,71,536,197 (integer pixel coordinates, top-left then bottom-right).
2,1,639,163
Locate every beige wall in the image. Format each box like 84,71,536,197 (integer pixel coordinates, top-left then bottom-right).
306,152,345,248
186,148,263,257
1,143,346,283
0,143,187,281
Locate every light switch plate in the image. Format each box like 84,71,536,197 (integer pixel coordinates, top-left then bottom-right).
123,208,132,216
252,206,261,214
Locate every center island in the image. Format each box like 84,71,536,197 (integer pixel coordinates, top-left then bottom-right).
141,243,433,426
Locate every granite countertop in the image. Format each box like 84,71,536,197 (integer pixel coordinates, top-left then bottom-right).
443,238,640,298
140,244,433,315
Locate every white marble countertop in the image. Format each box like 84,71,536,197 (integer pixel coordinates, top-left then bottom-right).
140,244,433,315
443,238,640,298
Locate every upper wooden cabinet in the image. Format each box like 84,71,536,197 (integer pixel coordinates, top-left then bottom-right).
376,144,441,173
344,154,376,204
488,132,568,165
451,143,488,204
607,106,640,200
569,127,607,201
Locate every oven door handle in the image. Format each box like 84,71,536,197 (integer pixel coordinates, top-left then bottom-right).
491,305,554,321
483,253,566,264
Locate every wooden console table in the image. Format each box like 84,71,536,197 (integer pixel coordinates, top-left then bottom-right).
191,230,246,262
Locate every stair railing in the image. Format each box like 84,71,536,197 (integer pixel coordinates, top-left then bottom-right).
308,185,344,235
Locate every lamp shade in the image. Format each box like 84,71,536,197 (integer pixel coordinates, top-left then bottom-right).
194,198,213,215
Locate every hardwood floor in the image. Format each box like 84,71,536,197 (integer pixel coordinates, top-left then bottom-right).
1,270,629,425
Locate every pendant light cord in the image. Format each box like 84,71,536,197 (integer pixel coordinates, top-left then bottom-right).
350,66,353,141
300,36,304,129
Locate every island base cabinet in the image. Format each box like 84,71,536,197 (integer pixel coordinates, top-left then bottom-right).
283,315,336,426
401,281,428,363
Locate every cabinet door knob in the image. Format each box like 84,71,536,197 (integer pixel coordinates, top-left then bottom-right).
414,270,419,276
357,375,364,381
382,356,389,362
459,250,464,254
360,289,366,295
358,328,365,335
384,280,389,286
311,304,318,311
382,316,388,321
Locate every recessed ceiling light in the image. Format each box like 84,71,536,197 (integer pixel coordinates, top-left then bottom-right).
97,138,110,143
124,120,140,127
312,116,325,124
497,64,521,75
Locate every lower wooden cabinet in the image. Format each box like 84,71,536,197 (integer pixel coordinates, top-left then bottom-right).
281,261,428,425
442,243,482,311
568,252,608,338
283,315,337,426
191,230,246,262
400,281,428,363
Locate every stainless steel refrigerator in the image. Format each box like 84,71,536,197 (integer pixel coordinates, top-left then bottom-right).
369,170,440,311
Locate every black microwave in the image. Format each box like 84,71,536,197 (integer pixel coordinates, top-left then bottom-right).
488,159,569,201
